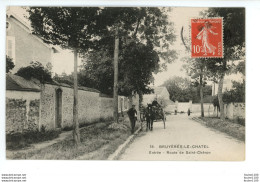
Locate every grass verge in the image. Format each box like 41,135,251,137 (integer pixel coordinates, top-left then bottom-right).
8,117,139,160
6,128,61,150
193,117,245,141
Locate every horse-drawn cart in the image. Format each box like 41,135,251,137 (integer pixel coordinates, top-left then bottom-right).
140,104,166,131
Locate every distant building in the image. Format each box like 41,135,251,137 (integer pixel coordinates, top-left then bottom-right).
6,8,59,73
143,86,170,105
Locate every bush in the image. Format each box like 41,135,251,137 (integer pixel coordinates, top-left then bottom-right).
6,56,15,73
16,61,52,83
235,117,245,126
223,81,245,103
6,128,61,150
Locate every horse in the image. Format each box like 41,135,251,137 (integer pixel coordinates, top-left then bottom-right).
144,104,155,131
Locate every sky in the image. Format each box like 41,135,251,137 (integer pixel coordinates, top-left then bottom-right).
153,7,207,86
10,7,207,86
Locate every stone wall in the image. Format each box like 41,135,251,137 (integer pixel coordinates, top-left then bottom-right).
6,84,139,133
6,91,40,134
40,84,56,129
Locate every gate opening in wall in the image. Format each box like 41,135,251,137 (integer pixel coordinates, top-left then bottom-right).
55,88,62,128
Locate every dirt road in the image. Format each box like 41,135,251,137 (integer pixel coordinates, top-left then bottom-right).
119,114,245,161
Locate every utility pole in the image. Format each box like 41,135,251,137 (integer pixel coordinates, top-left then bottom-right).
73,48,80,145
113,27,119,122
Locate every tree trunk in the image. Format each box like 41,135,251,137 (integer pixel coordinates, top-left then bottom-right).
218,74,225,121
113,28,119,123
138,91,143,111
128,95,133,109
199,73,204,117
73,49,80,145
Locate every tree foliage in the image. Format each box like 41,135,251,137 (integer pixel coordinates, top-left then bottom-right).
79,50,114,95
162,76,212,103
80,7,177,96
119,42,160,96
203,8,245,80
53,72,74,85
28,7,100,51
16,61,52,83
94,7,177,64
6,56,15,73
161,76,212,103
223,81,245,103
162,76,192,102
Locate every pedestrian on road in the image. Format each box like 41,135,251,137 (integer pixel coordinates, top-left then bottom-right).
188,109,191,116
127,104,138,134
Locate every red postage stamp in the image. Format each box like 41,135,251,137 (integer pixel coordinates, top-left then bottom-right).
191,18,223,58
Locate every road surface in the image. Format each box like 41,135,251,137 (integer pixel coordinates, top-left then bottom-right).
119,114,245,161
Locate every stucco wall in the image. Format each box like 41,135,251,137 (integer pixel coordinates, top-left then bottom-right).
101,95,137,119
118,96,129,113
223,102,245,120
78,89,100,124
233,103,245,119
192,103,214,113
6,90,40,100
6,17,53,73
165,102,214,114
41,84,101,129
6,90,40,134
100,97,114,119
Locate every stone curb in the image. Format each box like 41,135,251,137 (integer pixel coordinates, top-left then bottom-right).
107,127,142,160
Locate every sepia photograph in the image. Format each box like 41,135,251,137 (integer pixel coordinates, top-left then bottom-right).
4,6,246,161
2,1,260,181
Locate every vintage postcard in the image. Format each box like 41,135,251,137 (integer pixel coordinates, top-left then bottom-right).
4,6,245,162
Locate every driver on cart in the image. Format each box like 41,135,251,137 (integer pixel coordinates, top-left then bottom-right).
152,98,160,108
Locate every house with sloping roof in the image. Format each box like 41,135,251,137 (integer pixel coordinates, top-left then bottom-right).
143,86,171,105
6,8,59,73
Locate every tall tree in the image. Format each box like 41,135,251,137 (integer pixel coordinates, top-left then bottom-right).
182,56,213,117
205,8,245,120
28,7,100,145
84,7,177,116
119,41,161,106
